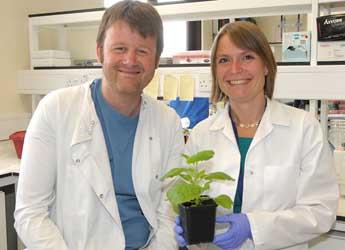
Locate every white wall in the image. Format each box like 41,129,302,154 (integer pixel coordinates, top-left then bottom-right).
0,0,102,139
0,1,31,115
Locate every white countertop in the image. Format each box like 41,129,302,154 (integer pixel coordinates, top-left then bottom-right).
0,139,20,175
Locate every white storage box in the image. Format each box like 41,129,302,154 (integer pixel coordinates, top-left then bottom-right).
172,50,210,64
282,32,311,62
318,41,345,61
32,50,71,59
32,58,72,67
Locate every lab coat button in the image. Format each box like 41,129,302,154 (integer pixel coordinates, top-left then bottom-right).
99,194,104,199
88,121,95,134
249,170,254,175
75,159,80,164
149,137,153,141
155,174,159,179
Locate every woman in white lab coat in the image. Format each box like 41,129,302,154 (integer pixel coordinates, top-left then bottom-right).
175,21,339,250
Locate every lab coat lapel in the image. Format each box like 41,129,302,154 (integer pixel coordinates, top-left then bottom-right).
250,99,291,149
70,84,121,224
131,97,147,177
210,104,238,146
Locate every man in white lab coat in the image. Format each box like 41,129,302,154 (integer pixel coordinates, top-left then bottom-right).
14,1,183,249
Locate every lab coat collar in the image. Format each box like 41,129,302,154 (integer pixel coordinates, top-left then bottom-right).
264,98,291,127
70,82,99,147
209,98,291,140
251,98,291,147
209,103,237,144
70,81,150,147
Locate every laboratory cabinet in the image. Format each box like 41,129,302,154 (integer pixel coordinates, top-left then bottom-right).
20,0,345,133
0,185,17,250
25,0,345,66
0,140,23,250
0,191,7,250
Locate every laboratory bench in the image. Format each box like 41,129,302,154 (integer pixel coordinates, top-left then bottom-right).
1,139,345,249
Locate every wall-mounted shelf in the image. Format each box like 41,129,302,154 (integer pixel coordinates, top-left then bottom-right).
155,0,311,21
28,0,311,26
318,0,345,4
318,61,345,65
274,65,345,100
17,65,345,100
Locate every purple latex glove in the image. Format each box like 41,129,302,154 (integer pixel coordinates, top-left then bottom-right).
175,216,187,247
213,213,252,250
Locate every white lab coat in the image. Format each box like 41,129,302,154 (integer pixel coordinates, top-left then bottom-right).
14,82,184,250
185,99,339,250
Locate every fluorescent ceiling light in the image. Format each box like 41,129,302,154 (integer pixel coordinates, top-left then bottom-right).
104,0,147,8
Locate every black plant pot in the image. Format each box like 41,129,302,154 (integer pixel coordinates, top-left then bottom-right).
178,198,217,245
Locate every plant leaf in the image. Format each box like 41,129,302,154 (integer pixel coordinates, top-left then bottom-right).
179,173,193,183
186,150,214,165
196,169,206,180
181,153,189,162
201,181,211,193
214,194,233,209
205,172,235,181
166,182,201,208
172,203,179,214
160,168,189,180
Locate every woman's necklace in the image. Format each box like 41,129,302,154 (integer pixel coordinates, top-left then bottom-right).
230,99,267,129
237,121,260,129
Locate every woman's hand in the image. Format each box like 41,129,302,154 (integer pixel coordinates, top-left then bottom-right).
175,216,187,247
213,213,252,250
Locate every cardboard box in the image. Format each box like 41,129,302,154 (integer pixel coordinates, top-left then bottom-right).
282,32,311,62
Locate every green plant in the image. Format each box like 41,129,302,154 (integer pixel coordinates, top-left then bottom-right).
160,150,234,212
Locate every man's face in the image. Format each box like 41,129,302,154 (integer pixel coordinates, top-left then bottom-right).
97,20,157,98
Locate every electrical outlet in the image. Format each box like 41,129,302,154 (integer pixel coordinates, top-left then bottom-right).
198,74,212,92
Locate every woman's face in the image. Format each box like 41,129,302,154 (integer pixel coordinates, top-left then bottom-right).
215,34,268,104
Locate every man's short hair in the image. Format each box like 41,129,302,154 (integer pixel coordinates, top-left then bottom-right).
97,0,163,64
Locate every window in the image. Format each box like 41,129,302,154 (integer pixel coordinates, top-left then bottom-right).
162,21,186,57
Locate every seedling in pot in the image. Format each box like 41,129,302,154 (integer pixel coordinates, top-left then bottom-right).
160,150,234,245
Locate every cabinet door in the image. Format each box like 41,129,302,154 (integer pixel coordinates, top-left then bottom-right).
0,191,7,250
